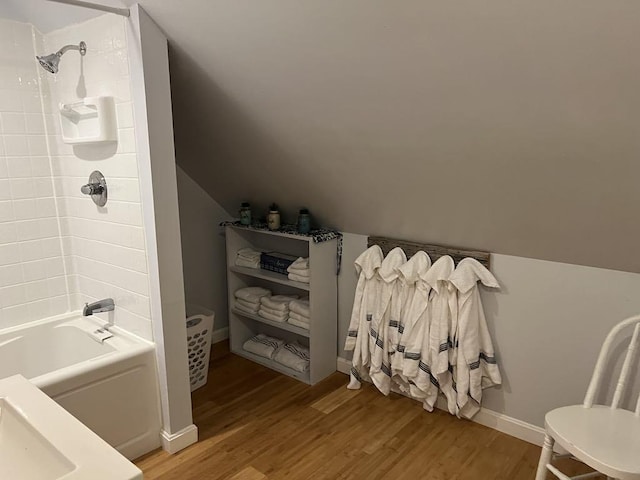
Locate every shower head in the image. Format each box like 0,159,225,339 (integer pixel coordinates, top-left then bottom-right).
36,41,87,74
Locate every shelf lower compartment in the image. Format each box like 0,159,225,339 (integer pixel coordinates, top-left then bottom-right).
233,348,311,384
230,265,310,291
231,308,310,337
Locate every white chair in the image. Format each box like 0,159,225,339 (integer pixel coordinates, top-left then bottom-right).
535,314,640,480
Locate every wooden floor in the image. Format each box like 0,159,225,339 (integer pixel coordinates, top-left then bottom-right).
135,342,599,480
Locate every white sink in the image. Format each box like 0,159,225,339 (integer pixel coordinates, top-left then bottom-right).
0,375,142,480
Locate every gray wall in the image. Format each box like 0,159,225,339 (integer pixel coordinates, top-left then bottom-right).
176,166,232,331
138,0,640,273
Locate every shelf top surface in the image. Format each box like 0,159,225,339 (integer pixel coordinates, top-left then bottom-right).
225,223,340,243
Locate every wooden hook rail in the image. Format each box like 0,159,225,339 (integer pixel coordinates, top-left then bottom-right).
367,236,491,270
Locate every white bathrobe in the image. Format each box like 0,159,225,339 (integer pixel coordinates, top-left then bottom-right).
449,258,501,419
344,245,384,389
417,255,455,413
391,251,431,390
369,247,406,395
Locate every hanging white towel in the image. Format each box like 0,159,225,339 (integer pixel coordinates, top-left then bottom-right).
287,316,310,330
258,309,289,323
288,272,310,283
235,287,271,303
419,255,456,414
260,295,298,311
274,343,310,372
344,245,384,390
449,258,501,419
391,251,432,390
289,299,310,318
242,334,283,359
287,257,309,271
369,247,406,396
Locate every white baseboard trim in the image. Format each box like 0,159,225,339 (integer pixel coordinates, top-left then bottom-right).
160,424,198,454
211,327,229,344
336,356,546,447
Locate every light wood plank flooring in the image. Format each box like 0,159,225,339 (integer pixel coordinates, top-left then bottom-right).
135,342,599,479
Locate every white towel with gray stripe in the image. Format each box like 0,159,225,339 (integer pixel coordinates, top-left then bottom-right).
274,343,310,372
260,295,298,312
242,334,284,359
289,299,310,317
235,287,271,303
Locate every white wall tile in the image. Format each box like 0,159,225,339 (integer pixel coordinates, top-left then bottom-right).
0,201,13,222
3,135,29,156
1,113,26,134
6,157,32,178
0,223,17,244
0,264,23,288
27,135,48,156
22,260,48,282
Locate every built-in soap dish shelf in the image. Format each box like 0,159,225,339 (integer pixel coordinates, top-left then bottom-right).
59,96,117,145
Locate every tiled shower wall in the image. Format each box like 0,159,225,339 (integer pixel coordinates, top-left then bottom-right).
41,14,153,340
0,19,69,328
0,14,152,340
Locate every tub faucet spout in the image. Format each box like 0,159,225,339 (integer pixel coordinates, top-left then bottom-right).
83,298,115,316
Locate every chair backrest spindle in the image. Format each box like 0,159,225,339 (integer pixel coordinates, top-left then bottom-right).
584,314,640,409
611,323,640,409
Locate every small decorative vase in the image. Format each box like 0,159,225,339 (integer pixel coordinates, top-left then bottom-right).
297,208,311,234
267,203,280,230
239,202,251,226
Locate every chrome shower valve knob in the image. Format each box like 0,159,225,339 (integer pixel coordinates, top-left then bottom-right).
81,170,108,207
80,183,104,195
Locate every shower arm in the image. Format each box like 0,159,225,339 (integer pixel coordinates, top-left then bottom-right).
57,42,87,57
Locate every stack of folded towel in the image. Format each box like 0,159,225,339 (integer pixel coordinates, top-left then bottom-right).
287,257,310,283
274,342,310,372
242,334,283,359
234,287,271,315
258,294,298,323
242,335,310,373
288,299,310,330
235,248,262,269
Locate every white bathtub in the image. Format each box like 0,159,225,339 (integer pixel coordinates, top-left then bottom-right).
0,312,162,460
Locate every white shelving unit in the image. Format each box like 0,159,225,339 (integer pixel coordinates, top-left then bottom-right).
225,225,338,385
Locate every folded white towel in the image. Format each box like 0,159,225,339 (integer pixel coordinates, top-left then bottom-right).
258,309,288,323
259,304,290,318
287,316,310,330
274,343,310,372
243,334,283,359
288,272,310,283
235,257,260,269
260,295,298,312
289,310,309,323
235,287,271,303
289,299,310,317
237,247,261,260
287,257,309,272
235,301,260,315
288,268,309,277
236,297,260,309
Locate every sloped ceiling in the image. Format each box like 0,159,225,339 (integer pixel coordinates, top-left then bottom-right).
41,1,640,271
